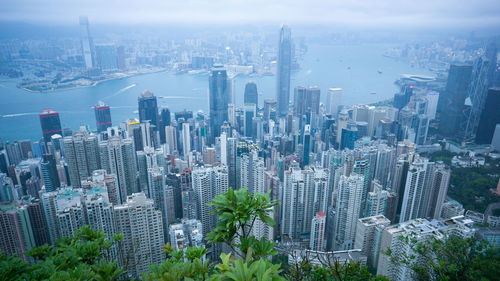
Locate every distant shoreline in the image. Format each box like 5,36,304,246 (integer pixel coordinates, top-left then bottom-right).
17,68,169,93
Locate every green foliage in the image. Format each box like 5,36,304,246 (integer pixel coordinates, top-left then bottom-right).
386,235,500,281
0,225,124,281
448,165,500,212
206,187,279,259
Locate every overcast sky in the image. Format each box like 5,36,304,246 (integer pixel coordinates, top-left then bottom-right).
2,0,500,29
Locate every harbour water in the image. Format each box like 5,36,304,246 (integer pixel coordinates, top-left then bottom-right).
0,43,433,142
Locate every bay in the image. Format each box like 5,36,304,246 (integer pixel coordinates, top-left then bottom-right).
0,43,433,142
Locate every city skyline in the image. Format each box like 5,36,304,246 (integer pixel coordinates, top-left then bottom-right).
0,4,499,280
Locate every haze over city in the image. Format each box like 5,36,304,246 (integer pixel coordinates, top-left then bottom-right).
0,1,499,280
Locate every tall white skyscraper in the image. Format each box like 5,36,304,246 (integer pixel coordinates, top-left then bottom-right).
281,164,330,240
63,132,100,188
165,126,178,155
239,150,273,240
399,158,433,222
79,16,95,69
99,137,137,204
191,165,228,236
326,88,343,116
426,162,451,219
309,211,326,251
336,110,349,145
136,147,165,193
354,215,390,268
41,187,84,243
332,175,364,250
182,122,191,160
366,181,389,217
114,193,164,277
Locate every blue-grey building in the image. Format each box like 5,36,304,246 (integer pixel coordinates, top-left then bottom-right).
208,65,229,143
276,25,292,116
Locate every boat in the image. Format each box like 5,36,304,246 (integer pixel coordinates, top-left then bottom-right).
347,66,351,70
370,92,377,95
377,69,383,74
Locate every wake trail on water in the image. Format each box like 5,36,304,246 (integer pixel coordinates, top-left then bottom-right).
1,112,40,118
103,83,137,100
158,96,196,99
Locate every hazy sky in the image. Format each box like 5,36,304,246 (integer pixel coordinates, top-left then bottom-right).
2,0,500,28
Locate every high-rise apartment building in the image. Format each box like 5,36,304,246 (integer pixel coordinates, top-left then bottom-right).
0,201,36,260
191,165,228,236
366,182,389,217
399,158,433,222
63,132,100,188
377,217,475,280
99,137,137,203
354,215,390,268
310,211,326,251
332,175,364,250
114,193,164,277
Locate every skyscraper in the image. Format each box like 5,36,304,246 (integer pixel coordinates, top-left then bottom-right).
463,56,490,141
0,201,36,260
209,65,229,142
326,88,343,116
276,25,292,116
332,175,364,250
399,158,433,223
438,64,472,138
366,182,389,217
39,109,62,144
138,90,159,129
114,193,164,277
475,88,500,144
427,162,451,219
63,132,100,188
244,104,256,138
294,86,321,116
310,211,326,251
99,136,138,203
354,215,390,268
79,16,95,69
159,107,171,144
181,122,191,159
94,101,112,133
340,121,358,150
244,81,258,106
40,154,60,192
336,110,349,145
191,166,228,236
377,217,474,280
